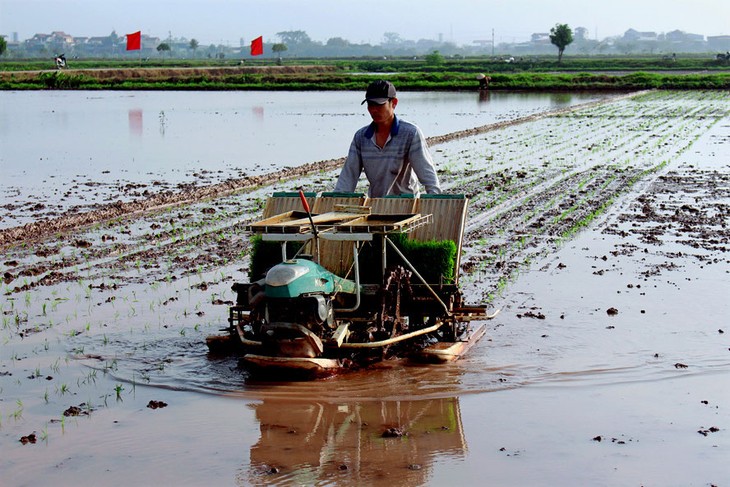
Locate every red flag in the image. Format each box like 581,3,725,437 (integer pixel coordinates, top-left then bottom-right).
126,31,141,51
250,36,263,56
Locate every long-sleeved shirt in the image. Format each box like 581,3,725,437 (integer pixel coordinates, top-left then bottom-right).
334,116,441,198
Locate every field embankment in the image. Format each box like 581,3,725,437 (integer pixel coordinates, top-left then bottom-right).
1,64,729,90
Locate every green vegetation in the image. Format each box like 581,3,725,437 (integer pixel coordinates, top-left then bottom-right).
358,233,457,284
1,55,729,91
272,43,288,56
388,234,457,284
425,50,445,66
549,24,574,63
3,54,730,73
248,232,456,284
248,235,304,281
1,69,728,91
156,42,171,57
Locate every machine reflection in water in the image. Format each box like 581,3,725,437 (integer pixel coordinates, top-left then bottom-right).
244,397,465,485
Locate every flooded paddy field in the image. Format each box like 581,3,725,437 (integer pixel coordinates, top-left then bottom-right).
0,90,601,230
1,90,729,486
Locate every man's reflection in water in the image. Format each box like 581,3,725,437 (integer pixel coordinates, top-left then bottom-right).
244,397,465,485
479,90,491,104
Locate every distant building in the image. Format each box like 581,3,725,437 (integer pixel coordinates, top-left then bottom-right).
28,33,51,44
50,31,74,46
707,35,730,51
623,29,658,42
665,30,704,43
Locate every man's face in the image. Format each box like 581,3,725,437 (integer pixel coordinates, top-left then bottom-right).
367,98,398,125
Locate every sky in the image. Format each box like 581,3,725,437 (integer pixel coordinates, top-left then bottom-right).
1,0,729,47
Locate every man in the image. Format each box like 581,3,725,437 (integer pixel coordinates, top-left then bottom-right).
334,80,441,198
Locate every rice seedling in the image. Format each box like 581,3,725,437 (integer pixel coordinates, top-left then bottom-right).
12,399,24,420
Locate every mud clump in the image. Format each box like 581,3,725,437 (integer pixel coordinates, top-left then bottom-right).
697,426,720,436
382,427,407,438
19,433,37,445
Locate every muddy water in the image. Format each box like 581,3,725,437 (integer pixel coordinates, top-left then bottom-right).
1,90,729,486
0,90,606,229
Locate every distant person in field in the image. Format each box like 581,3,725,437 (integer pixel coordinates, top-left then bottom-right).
334,80,441,198
477,73,491,90
55,54,66,69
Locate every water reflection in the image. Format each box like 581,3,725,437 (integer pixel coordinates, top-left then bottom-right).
549,92,573,105
158,109,167,136
1,90,612,229
244,397,465,486
478,90,490,104
128,108,143,136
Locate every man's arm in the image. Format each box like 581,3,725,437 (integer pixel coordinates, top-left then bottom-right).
334,137,363,193
408,126,441,194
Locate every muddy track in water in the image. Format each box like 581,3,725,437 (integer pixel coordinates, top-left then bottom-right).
2,90,728,311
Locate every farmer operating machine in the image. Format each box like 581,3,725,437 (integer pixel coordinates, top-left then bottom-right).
207,191,498,375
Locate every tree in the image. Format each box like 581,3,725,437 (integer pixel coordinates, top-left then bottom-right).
0,37,7,57
382,32,403,46
326,37,350,48
276,30,311,47
157,42,171,57
549,23,573,63
189,38,199,57
272,43,287,55
425,50,444,65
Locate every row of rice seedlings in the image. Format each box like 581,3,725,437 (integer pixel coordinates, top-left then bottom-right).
459,90,727,296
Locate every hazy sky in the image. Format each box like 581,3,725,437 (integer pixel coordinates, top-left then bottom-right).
1,0,728,46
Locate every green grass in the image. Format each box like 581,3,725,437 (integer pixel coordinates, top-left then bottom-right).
2,57,729,90
3,54,729,73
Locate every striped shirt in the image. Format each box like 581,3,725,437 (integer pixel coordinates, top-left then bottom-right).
334,116,441,198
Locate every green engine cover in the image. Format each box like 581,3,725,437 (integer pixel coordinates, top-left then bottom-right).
264,259,358,298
